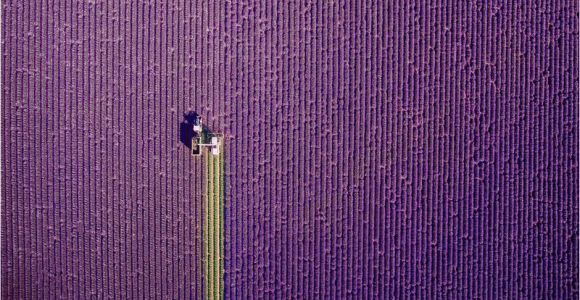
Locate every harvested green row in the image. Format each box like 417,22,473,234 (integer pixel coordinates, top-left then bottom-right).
204,139,224,300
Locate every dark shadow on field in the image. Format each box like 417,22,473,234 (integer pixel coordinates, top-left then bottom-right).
180,111,199,149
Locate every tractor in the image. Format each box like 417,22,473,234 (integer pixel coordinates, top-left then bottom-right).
191,116,221,156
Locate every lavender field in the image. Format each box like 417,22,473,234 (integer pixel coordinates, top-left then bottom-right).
2,0,579,298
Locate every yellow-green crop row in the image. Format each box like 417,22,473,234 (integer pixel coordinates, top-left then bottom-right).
204,138,224,300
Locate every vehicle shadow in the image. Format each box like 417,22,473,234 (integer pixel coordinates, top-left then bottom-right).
180,111,199,149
